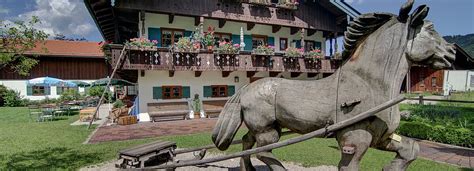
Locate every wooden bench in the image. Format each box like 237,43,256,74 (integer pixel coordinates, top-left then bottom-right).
116,140,176,168
202,100,227,118
147,102,190,122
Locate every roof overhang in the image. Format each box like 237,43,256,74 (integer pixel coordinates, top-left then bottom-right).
330,0,361,19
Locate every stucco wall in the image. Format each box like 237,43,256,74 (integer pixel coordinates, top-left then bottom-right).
137,70,320,113
142,13,326,55
0,80,96,101
444,70,474,92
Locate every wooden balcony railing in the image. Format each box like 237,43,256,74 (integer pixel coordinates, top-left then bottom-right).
109,45,337,73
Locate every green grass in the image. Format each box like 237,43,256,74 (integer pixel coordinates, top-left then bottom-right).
0,107,464,170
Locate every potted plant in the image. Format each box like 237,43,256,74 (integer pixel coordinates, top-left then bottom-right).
284,47,304,58
304,48,322,69
215,41,240,66
202,26,215,51
125,37,158,51
277,0,299,10
173,37,201,66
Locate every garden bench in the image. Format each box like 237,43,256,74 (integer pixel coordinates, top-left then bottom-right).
116,140,177,168
202,100,227,118
147,102,190,122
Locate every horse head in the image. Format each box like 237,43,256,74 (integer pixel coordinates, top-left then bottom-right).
400,1,456,69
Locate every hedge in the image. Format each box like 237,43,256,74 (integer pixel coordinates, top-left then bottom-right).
397,121,474,147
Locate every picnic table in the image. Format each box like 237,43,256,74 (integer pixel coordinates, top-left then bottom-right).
79,107,96,122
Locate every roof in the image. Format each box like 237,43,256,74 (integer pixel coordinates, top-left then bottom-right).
452,44,474,70
330,0,361,18
26,40,104,58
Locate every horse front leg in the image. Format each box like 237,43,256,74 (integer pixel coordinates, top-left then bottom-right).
240,131,256,171
376,135,419,171
336,128,373,171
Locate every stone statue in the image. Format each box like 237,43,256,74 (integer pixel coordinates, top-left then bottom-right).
212,0,456,170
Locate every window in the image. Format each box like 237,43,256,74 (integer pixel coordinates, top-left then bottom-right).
162,86,182,99
431,77,437,87
305,40,316,51
33,86,45,96
212,85,228,97
280,38,288,51
252,35,268,49
161,28,184,47
214,32,232,46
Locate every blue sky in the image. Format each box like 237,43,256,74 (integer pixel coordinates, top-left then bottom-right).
1,0,473,42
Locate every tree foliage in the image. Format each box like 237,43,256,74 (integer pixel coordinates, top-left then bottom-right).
444,34,474,57
0,16,48,76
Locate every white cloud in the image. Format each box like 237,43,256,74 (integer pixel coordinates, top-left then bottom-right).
14,0,95,38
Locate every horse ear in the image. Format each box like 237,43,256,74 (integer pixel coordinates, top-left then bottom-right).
398,0,414,23
409,5,429,27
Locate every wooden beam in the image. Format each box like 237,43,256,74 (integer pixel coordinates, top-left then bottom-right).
97,13,113,20
291,72,302,78
169,14,174,24
247,22,255,31
169,70,175,77
222,71,232,77
290,27,299,35
307,29,317,37
194,16,200,26
272,25,281,33
195,71,202,77
269,72,280,77
246,71,256,78
218,19,226,28
118,16,138,24
307,73,318,78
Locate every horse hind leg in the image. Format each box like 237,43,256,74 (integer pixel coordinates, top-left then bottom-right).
255,127,286,171
336,128,373,171
376,135,419,171
240,131,256,171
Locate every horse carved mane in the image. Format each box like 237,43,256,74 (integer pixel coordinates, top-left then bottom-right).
341,13,395,61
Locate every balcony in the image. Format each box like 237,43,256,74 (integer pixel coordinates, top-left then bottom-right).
109,45,339,74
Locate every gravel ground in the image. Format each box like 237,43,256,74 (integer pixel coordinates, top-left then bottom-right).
81,152,337,171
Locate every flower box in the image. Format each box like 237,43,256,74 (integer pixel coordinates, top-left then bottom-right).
304,58,322,70
173,52,201,66
282,56,300,70
214,53,240,67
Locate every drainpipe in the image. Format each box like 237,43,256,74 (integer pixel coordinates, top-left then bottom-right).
465,70,469,92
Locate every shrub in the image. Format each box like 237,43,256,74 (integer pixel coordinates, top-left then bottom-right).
113,100,125,108
88,86,112,103
3,89,25,107
397,121,432,139
59,89,80,102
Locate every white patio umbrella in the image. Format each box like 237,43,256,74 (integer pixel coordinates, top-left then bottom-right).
28,76,77,87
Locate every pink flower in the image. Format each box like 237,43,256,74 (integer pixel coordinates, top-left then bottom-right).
233,44,240,48
152,40,158,44
316,49,321,53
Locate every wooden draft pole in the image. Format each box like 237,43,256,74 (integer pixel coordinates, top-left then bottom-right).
149,95,406,169
87,46,127,129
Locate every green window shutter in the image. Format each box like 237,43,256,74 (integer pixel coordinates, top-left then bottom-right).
27,85,32,96
315,41,322,50
182,86,190,99
244,35,252,51
45,86,51,95
295,40,301,48
228,85,235,96
268,37,275,46
231,34,240,44
203,86,212,97
184,31,192,38
148,27,161,47
152,87,162,99
57,86,63,95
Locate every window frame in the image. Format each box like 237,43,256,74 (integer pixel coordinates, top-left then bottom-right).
304,40,316,51
161,86,183,99
32,86,45,96
279,37,288,51
160,28,185,47
252,34,268,49
211,85,228,98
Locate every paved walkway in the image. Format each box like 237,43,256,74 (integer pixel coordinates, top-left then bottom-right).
88,119,473,168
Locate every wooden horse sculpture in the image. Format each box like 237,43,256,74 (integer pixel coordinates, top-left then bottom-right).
212,0,456,170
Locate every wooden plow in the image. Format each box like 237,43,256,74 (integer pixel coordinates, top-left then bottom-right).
116,95,406,170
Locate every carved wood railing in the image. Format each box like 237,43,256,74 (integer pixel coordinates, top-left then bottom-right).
109,45,336,73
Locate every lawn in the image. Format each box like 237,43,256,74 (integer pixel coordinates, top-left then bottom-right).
0,107,463,170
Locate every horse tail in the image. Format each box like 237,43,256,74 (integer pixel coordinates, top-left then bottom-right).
212,84,248,151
